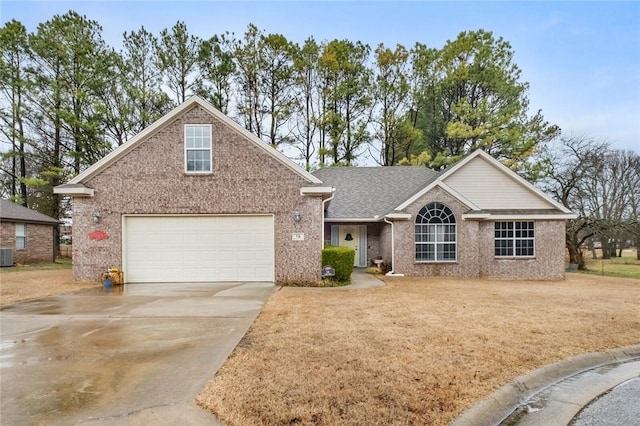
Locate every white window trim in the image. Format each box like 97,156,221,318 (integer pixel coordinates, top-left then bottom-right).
16,223,26,250
184,124,213,174
494,221,536,258
415,203,458,263
415,223,458,263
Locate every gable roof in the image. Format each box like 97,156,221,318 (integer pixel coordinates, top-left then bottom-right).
0,199,61,225
314,150,575,220
312,166,441,220
396,150,573,214
60,96,321,189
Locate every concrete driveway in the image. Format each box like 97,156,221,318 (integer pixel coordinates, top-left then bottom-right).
0,281,275,425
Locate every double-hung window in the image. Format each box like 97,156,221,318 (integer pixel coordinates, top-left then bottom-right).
185,124,212,173
494,221,535,257
15,223,26,250
415,202,457,262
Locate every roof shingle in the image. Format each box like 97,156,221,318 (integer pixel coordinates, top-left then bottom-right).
312,167,441,219
0,199,61,225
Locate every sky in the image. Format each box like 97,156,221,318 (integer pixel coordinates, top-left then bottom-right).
1,0,639,154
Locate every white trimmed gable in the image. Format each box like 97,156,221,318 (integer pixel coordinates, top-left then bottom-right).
442,153,554,210
63,96,321,187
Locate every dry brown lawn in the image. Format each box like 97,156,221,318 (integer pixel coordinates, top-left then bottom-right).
197,274,640,426
0,269,99,307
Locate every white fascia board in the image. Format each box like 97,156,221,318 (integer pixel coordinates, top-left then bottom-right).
69,96,322,185
462,213,578,220
450,150,574,214
324,217,382,223
435,149,485,181
203,99,322,184
300,186,335,196
53,186,94,197
385,213,411,220
483,213,578,220
395,181,479,211
436,181,481,210
461,213,492,220
68,98,203,184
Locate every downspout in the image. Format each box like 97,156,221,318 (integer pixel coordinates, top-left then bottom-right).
383,217,404,277
321,189,335,249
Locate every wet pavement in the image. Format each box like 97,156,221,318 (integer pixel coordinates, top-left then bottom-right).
500,359,640,425
451,344,640,426
0,281,275,425
571,377,640,426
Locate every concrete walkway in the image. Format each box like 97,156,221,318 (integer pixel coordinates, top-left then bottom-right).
452,344,640,426
347,268,386,289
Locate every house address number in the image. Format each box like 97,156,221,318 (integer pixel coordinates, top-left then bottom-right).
292,233,304,241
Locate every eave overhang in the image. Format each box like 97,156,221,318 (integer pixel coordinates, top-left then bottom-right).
385,213,412,220
324,217,383,223
301,186,335,198
462,212,578,220
53,184,94,197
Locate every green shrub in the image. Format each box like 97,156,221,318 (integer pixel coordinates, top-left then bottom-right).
321,246,355,282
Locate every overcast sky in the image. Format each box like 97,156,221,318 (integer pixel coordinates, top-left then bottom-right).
2,0,639,153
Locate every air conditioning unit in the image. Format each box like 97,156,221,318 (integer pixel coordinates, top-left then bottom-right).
0,248,13,267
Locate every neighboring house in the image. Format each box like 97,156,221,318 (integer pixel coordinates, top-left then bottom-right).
313,151,576,280
55,96,575,283
0,199,61,265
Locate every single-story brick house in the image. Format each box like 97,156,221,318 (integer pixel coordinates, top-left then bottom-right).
314,152,576,280
55,96,575,283
0,199,61,265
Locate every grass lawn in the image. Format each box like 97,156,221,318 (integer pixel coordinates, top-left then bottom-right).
0,265,99,307
0,257,72,272
582,249,640,280
197,274,640,426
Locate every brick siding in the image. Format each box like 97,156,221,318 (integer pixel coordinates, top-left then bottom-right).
390,186,566,280
0,221,55,264
72,104,323,283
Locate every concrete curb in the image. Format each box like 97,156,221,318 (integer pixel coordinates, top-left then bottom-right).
450,344,640,426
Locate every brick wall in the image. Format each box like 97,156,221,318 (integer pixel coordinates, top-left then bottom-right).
392,186,566,280
0,221,14,249
72,105,323,283
0,221,54,264
394,186,480,277
478,220,566,280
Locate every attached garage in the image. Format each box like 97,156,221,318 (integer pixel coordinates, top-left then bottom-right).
123,215,274,283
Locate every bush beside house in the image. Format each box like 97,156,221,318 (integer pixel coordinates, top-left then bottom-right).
322,246,355,282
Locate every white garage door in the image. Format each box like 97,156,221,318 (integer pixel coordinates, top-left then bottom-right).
123,215,274,283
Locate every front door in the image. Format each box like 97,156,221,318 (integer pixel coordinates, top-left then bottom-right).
339,226,359,266
335,225,368,267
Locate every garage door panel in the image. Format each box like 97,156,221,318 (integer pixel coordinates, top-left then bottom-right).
124,216,274,283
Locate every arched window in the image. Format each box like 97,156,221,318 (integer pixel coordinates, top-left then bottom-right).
415,202,456,262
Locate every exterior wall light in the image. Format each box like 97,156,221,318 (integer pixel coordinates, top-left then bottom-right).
92,213,101,224
293,211,302,223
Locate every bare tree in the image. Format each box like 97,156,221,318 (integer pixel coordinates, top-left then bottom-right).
541,135,609,269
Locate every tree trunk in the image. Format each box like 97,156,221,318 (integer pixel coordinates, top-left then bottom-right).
566,236,585,269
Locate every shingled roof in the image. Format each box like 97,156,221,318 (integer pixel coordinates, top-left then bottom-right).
0,199,61,225
312,167,441,219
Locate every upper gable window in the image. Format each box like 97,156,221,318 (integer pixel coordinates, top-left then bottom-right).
185,124,212,173
415,202,457,262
